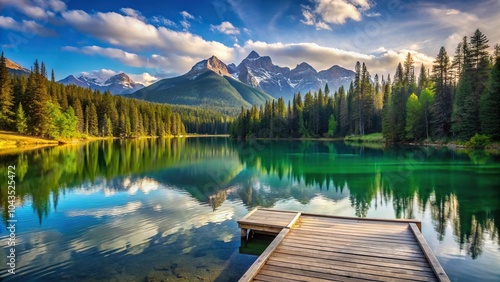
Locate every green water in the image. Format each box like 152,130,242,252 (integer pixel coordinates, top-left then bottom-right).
0,138,499,281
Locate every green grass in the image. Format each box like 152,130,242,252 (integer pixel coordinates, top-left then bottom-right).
344,133,385,143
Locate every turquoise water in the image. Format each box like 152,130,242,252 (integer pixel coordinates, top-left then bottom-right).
1,138,499,281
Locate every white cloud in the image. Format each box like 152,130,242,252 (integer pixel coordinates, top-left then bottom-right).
128,72,159,86
61,10,236,74
301,8,315,26
423,3,500,54
179,11,195,30
239,40,434,77
445,9,460,16
120,7,146,21
0,16,56,36
180,20,191,30
0,0,66,19
180,11,195,20
210,21,240,35
62,45,148,67
301,0,374,30
315,21,332,31
151,16,176,27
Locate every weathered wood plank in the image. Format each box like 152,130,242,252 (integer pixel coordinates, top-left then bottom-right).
290,228,420,244
266,259,432,282
280,240,428,262
262,265,367,282
269,254,436,281
248,213,298,221
299,217,411,228
253,273,302,282
298,213,421,229
295,224,414,239
275,245,432,268
237,207,259,223
284,237,426,257
238,223,283,235
286,212,301,228
288,229,420,247
239,228,289,282
285,234,424,254
296,220,410,232
274,248,435,277
256,270,334,282
410,223,450,282
241,219,292,227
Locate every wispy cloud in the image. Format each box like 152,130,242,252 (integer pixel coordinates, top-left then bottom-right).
120,7,146,21
0,16,56,36
180,10,195,30
210,21,240,35
151,16,176,27
0,0,67,19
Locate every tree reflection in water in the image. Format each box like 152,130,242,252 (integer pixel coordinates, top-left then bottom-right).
0,138,499,259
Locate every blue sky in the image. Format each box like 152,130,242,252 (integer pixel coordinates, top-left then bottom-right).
1,0,499,85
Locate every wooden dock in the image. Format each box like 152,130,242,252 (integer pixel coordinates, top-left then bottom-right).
238,208,449,282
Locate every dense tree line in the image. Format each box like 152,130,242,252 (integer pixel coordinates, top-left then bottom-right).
0,54,187,138
172,105,232,134
231,29,500,142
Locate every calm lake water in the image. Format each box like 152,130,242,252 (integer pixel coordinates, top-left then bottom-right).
1,138,499,281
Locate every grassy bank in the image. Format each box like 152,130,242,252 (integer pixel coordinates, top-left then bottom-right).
0,131,59,148
343,133,385,143
0,131,226,152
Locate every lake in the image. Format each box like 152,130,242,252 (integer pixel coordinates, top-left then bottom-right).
1,138,499,281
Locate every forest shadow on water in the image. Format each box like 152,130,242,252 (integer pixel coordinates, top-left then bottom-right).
0,137,499,281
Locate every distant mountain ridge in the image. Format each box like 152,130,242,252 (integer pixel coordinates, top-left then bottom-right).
59,73,144,94
231,51,355,99
6,58,30,76
132,55,273,114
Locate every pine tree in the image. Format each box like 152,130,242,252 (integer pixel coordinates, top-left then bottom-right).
403,52,416,87
88,103,98,136
73,98,84,133
405,93,422,141
392,63,407,142
419,87,434,140
382,75,393,141
431,47,452,137
25,60,51,136
469,29,490,133
0,52,14,129
480,56,500,140
417,64,428,93
452,73,476,140
15,103,27,134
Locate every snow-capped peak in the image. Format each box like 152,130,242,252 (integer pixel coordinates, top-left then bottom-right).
59,72,144,95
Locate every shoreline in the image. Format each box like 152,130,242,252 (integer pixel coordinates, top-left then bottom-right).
0,131,230,154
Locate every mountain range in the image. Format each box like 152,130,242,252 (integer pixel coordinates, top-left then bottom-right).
131,51,355,111
131,56,273,113
6,52,355,112
58,73,144,95
230,51,355,99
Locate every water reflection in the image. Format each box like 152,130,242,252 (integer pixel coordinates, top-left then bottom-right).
0,138,499,280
